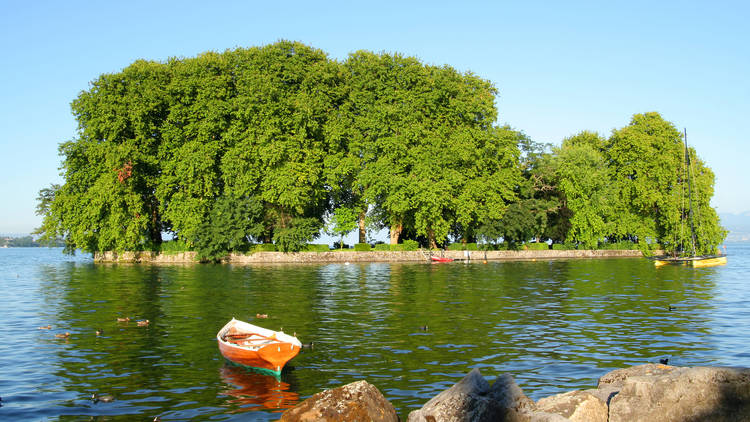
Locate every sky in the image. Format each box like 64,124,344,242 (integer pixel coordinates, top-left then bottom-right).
1,0,748,235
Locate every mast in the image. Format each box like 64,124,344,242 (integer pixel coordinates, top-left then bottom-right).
684,129,697,256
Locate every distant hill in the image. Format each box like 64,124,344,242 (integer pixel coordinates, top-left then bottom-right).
719,212,750,242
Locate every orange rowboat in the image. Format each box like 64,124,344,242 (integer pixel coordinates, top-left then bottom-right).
217,318,302,376
430,256,453,263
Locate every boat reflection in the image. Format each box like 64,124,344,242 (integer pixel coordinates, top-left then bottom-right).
220,364,300,413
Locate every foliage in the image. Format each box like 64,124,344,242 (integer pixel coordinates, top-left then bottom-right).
193,195,265,261
525,242,549,250
34,40,724,257
554,131,615,249
401,239,419,251
326,207,359,250
273,217,323,253
159,239,193,254
447,242,479,251
354,243,371,251
551,243,576,250
373,243,390,251
252,243,278,252
304,244,331,252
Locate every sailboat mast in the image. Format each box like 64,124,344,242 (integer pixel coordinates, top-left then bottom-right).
684,129,697,256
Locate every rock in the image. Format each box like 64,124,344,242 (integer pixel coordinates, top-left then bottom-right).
278,380,398,422
535,390,608,422
597,363,677,389
407,368,534,422
599,364,750,422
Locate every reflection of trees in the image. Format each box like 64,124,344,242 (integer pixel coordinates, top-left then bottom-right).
34,256,722,416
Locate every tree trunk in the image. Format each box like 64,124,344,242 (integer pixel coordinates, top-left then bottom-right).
390,222,402,245
428,228,437,249
150,203,162,246
358,211,366,244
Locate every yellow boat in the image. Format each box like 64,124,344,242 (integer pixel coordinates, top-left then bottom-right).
653,255,727,268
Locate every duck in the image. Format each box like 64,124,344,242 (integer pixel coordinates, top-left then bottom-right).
116,317,130,322
659,358,669,365
419,325,429,331
95,329,103,336
256,313,268,319
301,341,315,350
91,393,114,403
137,319,150,326
55,332,71,338
38,325,52,330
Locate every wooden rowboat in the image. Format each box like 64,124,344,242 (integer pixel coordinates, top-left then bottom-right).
217,318,302,376
430,256,454,263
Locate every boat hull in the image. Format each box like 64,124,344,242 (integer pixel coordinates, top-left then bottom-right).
217,319,301,376
430,256,453,263
653,255,727,268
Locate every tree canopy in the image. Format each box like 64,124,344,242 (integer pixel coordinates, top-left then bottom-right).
36,42,725,257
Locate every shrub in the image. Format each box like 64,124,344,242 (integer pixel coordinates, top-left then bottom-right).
525,242,549,250
600,241,636,250
373,243,390,251
304,244,330,252
354,243,371,251
553,242,578,250
332,241,350,250
252,243,277,252
160,239,193,254
401,239,419,251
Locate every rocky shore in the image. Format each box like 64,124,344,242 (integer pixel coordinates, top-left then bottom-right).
278,364,750,421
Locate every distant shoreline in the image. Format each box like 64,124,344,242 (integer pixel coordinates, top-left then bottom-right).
94,249,651,264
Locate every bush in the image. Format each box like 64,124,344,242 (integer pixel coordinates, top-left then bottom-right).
373,243,390,251
332,241,350,250
600,241,636,250
552,242,577,250
401,239,419,251
160,239,193,254
304,244,330,252
447,242,479,251
354,243,371,251
252,243,277,252
525,242,549,250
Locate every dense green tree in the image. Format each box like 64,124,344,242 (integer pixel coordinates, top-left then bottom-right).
325,207,359,250
221,42,338,245
605,113,685,247
36,60,170,253
336,52,520,247
193,195,265,261
36,41,725,257
554,131,615,248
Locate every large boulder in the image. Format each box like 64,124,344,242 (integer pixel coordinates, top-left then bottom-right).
599,364,750,422
278,380,398,422
407,368,534,422
535,390,608,422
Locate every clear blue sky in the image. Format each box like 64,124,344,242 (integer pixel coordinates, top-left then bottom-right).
2,0,748,234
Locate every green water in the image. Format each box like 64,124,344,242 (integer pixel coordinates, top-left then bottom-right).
1,245,748,420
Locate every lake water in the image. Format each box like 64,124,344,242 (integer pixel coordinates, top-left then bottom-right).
1,244,748,420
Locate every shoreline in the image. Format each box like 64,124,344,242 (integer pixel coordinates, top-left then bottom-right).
94,249,652,263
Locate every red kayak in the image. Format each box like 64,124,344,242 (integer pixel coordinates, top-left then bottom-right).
430,256,454,263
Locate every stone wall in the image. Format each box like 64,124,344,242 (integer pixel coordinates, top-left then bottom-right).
94,249,649,263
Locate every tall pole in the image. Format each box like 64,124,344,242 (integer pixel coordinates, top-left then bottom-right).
684,129,697,256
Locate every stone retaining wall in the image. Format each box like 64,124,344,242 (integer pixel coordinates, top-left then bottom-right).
94,249,650,263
